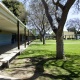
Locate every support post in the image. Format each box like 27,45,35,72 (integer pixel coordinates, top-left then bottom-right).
24,27,26,48
17,21,20,49
28,30,29,45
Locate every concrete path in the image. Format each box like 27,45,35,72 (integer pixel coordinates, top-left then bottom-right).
0,75,19,80
0,42,28,68
0,43,29,79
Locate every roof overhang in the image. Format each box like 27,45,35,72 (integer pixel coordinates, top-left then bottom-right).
0,2,33,36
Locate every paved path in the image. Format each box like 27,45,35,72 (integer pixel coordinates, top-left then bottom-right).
0,42,28,68
0,75,19,80
0,42,29,79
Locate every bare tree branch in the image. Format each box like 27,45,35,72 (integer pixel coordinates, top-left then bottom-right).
41,0,57,34
52,0,64,10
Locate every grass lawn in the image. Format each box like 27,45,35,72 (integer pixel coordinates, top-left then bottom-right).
18,39,80,80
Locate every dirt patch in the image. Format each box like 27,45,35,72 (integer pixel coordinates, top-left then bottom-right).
0,57,53,80
0,58,36,79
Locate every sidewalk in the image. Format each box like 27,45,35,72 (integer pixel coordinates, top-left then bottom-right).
0,42,28,68
0,75,19,80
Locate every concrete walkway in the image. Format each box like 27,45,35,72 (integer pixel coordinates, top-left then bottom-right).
0,75,19,80
0,42,29,80
0,42,28,68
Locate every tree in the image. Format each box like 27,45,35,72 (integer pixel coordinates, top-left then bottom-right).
28,0,50,45
66,18,80,39
2,0,27,25
41,0,76,59
66,18,80,32
28,13,50,45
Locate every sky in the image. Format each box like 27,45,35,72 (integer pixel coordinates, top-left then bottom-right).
64,5,80,31
0,0,80,31
19,0,80,31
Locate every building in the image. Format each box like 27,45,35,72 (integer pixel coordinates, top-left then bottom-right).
0,2,34,47
63,31,75,40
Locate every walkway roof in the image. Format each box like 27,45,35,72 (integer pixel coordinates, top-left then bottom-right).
0,2,33,36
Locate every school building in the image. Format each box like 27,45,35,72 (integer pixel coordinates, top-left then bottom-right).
0,2,35,47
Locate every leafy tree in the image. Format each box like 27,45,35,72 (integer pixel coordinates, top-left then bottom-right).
66,18,80,39
41,0,76,59
66,18,80,32
2,0,27,25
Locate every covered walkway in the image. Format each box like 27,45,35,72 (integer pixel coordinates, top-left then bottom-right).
0,2,35,68
0,2,34,48
0,41,29,55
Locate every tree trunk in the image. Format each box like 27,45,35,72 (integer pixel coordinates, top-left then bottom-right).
75,31,77,40
56,34,64,59
43,34,45,45
43,25,45,45
40,35,42,42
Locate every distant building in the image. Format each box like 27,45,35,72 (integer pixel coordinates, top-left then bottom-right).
63,31,75,39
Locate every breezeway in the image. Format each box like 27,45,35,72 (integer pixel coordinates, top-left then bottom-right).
0,2,35,68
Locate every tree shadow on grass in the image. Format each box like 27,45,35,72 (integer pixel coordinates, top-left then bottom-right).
9,48,80,80
22,54,80,80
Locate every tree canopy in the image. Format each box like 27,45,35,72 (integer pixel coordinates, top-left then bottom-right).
2,0,27,25
66,18,80,32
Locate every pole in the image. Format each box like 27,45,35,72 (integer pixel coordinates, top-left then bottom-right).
28,30,29,45
17,21,20,49
24,27,26,48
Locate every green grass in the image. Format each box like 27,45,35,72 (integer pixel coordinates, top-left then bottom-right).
18,43,56,58
18,39,80,80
